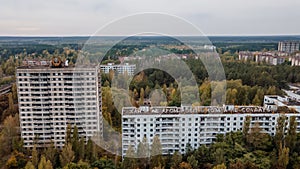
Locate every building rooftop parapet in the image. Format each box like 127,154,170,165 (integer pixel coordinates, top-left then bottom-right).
122,105,281,115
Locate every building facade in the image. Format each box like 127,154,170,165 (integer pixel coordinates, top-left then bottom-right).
17,63,102,148
264,95,300,112
100,63,136,75
290,54,300,66
122,105,300,157
238,51,288,65
278,41,300,53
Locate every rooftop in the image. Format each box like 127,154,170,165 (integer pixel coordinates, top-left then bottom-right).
122,106,279,115
18,57,98,70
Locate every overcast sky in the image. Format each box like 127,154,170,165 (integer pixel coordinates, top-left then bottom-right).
1,0,300,36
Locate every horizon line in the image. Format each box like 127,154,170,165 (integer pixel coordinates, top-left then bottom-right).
0,34,300,38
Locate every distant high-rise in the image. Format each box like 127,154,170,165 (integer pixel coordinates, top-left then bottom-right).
278,41,300,53
100,63,136,75
16,58,102,148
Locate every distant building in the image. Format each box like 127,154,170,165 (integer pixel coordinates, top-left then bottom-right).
100,63,136,75
122,104,300,157
290,53,300,66
22,59,50,67
204,45,217,51
264,94,300,112
238,51,287,65
17,58,102,148
278,41,300,53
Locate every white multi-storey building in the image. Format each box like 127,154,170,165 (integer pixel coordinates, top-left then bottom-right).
278,41,300,53
122,105,300,157
238,51,287,65
100,63,136,75
264,95,300,113
16,62,102,148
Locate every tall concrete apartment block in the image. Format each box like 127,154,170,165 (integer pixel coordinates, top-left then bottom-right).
278,41,300,53
16,60,102,148
122,106,300,157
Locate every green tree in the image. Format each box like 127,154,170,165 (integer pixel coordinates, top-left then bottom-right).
7,93,16,115
44,142,57,167
137,137,150,169
286,116,297,153
199,80,211,105
122,145,137,169
60,143,75,167
226,88,238,104
277,144,289,169
45,160,53,169
65,124,72,144
24,161,35,169
32,145,39,168
145,85,151,98
11,83,18,101
0,114,21,166
247,122,272,150
72,126,79,162
85,138,95,162
213,163,227,169
171,151,182,169
275,115,287,150
252,89,264,105
91,158,115,169
38,155,53,169
214,148,225,165
187,155,198,169
266,86,277,95
150,135,163,169
139,87,145,105
78,138,85,160
243,116,251,141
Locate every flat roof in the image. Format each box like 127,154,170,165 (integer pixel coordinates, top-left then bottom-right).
122,106,282,115
17,64,98,70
